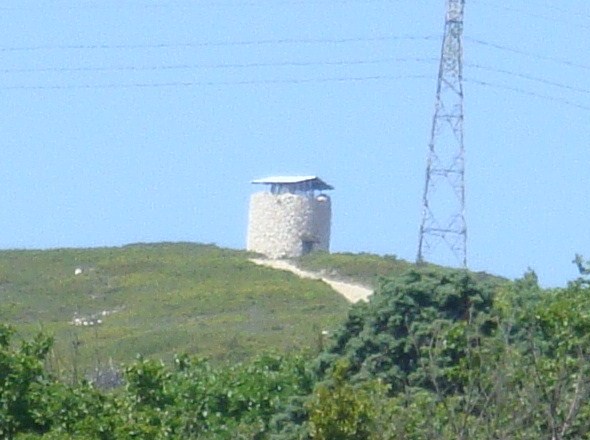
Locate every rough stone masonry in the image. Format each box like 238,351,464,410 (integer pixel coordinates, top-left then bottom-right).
247,191,331,259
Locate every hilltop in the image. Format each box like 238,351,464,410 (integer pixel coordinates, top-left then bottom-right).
0,243,350,379
0,243,504,381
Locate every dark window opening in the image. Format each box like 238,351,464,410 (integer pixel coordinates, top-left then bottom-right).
302,240,314,255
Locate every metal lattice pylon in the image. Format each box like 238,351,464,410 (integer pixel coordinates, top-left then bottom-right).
417,0,467,267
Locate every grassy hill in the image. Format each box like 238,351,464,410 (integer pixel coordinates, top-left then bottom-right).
295,251,415,287
295,251,503,288
0,243,504,383
0,243,350,380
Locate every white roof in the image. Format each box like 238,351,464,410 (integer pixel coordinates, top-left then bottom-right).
251,175,318,184
251,175,334,190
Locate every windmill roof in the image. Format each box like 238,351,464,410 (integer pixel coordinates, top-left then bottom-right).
251,176,334,190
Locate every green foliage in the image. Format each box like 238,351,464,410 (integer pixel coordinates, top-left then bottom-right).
0,243,349,377
0,325,54,438
16,351,314,439
296,251,413,288
275,266,589,440
306,360,388,440
317,269,497,393
5,250,590,440
37,382,118,439
296,251,503,289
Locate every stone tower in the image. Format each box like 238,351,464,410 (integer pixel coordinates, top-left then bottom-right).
247,176,333,259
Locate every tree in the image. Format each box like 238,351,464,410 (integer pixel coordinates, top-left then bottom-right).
0,326,54,438
316,269,497,394
306,360,386,440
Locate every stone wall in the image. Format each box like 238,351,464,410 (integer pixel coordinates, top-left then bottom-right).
247,192,331,258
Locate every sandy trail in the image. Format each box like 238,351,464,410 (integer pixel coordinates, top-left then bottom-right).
249,258,373,303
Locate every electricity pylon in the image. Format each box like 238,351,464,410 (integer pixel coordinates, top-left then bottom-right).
417,0,467,267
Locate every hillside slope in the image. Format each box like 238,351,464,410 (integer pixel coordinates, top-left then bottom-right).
250,258,374,303
294,251,504,288
0,243,350,379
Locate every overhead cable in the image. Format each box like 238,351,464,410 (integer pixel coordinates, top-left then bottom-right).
0,0,406,11
465,78,590,111
471,0,590,27
1,57,438,74
3,74,588,112
0,35,438,52
465,63,590,95
466,37,590,71
0,74,431,90
476,0,590,29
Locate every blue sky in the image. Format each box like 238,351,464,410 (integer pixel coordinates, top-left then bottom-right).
1,0,588,287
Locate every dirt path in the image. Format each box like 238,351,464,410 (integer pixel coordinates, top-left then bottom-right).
249,258,373,303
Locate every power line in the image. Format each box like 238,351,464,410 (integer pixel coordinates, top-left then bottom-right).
466,37,590,72
1,55,587,113
2,74,588,113
3,58,587,102
1,57,438,74
0,74,431,90
0,35,437,52
5,35,585,77
4,58,586,99
0,0,405,11
465,78,590,111
465,63,590,95
471,0,590,27
532,2,590,20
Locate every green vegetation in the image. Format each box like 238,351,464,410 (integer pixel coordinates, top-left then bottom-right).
0,326,314,439
295,251,412,287
313,269,497,393
2,245,589,439
276,265,590,439
0,243,349,378
295,250,502,288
